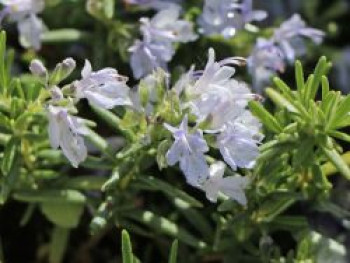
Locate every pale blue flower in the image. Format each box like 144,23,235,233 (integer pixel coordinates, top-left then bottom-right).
202,161,249,205
0,0,45,50
217,112,262,171
273,14,325,62
165,115,209,187
184,48,252,128
198,0,267,38
47,105,88,168
74,60,132,109
129,39,174,79
129,5,196,79
140,6,197,43
248,15,324,93
247,38,286,93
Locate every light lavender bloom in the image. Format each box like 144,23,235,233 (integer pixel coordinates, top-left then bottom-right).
129,39,174,79
29,59,48,81
0,0,45,50
140,6,197,43
247,38,286,94
217,112,262,171
248,15,324,93
198,0,267,38
129,6,196,79
165,115,210,187
184,48,252,127
47,105,88,168
74,60,132,109
273,14,325,62
202,161,249,205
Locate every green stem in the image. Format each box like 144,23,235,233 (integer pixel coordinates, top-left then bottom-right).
322,151,350,177
49,226,70,263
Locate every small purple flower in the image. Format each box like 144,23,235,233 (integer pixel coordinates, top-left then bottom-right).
0,0,45,50
273,14,325,62
164,115,210,187
74,60,132,109
247,38,286,93
129,39,174,79
198,0,267,38
140,6,197,43
217,112,262,171
202,161,250,205
47,105,88,168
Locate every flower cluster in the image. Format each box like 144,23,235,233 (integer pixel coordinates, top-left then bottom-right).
248,14,325,93
0,0,46,50
198,0,267,38
29,58,132,167
129,4,197,79
163,48,263,204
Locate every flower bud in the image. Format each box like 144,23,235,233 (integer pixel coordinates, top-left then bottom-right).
29,59,48,80
49,57,76,86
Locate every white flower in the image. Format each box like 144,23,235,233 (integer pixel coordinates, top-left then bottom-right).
47,105,88,168
165,115,210,187
198,0,267,38
273,14,325,62
0,0,44,20
17,14,45,50
140,6,197,43
247,38,286,94
129,39,174,79
0,0,45,50
217,114,262,171
183,49,252,129
202,161,249,205
74,60,132,109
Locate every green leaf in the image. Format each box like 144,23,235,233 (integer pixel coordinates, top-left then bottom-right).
138,176,203,208
122,230,133,263
41,202,85,228
0,31,8,93
90,104,134,140
168,240,178,263
273,77,295,102
0,150,20,204
265,88,298,113
41,29,90,43
104,0,115,19
156,140,171,170
321,146,350,180
1,137,19,176
49,226,70,263
13,189,86,204
321,76,329,100
293,137,314,167
249,101,282,133
171,198,213,241
253,192,301,223
125,210,206,249
295,60,305,98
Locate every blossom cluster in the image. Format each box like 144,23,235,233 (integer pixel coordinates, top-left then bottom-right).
29,58,131,167
163,48,263,204
129,4,197,79
0,0,46,50
247,14,325,93
28,46,262,206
